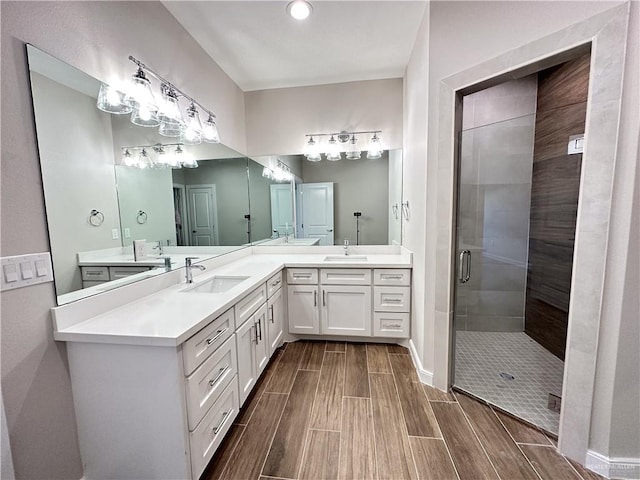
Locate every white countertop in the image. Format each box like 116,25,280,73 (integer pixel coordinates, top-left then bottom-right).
53,251,411,348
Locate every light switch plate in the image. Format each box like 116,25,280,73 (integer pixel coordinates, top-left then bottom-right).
568,134,585,154
1,252,53,291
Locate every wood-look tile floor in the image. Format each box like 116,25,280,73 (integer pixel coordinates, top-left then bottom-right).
203,341,602,480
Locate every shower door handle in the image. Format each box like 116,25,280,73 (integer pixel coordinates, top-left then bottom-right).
459,250,471,283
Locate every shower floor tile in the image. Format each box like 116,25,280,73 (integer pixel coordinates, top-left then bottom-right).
454,331,564,434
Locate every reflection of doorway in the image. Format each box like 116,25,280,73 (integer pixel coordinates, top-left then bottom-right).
298,182,334,245
186,185,219,246
270,184,293,236
173,184,187,246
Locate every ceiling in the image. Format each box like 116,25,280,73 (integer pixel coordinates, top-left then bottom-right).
162,1,427,92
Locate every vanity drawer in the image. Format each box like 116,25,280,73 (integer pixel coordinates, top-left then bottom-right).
287,268,318,285
185,335,237,431
109,266,151,280
236,284,268,326
374,269,411,286
267,271,283,298
373,312,410,338
82,280,107,289
374,286,411,312
189,376,239,480
80,266,109,281
321,268,371,285
182,308,235,375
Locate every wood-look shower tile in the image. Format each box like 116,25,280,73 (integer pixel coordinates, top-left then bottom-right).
344,343,369,397
264,341,306,394
262,370,320,479
366,344,392,373
299,429,340,480
536,52,591,112
456,393,538,479
235,347,284,425
299,341,326,370
424,384,457,402
220,393,288,480
387,344,410,354
310,352,345,431
339,397,376,480
201,424,245,480
520,445,582,480
326,341,346,352
390,354,440,437
430,402,498,480
370,373,417,479
493,409,552,446
409,437,458,480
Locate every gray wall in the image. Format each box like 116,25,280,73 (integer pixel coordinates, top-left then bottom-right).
301,152,389,245
0,2,246,478
177,159,250,246
30,72,122,295
248,159,277,242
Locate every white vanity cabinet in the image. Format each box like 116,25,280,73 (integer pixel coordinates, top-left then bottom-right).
266,272,284,355
288,268,320,334
320,269,372,336
80,265,154,288
373,268,411,338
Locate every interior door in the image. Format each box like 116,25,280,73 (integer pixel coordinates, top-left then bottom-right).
270,184,294,236
186,185,219,246
300,182,334,245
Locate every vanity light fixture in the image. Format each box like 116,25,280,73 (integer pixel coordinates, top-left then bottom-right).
96,56,220,144
303,130,382,162
287,0,313,20
120,143,197,170
263,160,293,182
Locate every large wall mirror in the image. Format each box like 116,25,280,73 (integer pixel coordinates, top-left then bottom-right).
27,45,250,305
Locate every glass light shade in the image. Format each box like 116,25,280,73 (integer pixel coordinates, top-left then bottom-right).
345,135,361,160
304,136,321,160
181,104,203,145
306,152,322,162
121,149,137,167
158,120,183,137
182,156,198,168
175,146,197,168
262,167,273,179
137,148,154,169
97,83,132,114
152,147,170,169
131,104,160,127
366,133,383,159
203,115,220,143
126,69,157,110
157,86,183,125
325,135,341,161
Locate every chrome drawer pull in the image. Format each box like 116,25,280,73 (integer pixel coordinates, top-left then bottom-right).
206,327,229,345
213,410,231,434
384,323,402,328
208,365,229,387
295,274,312,278
271,279,281,287
382,275,403,280
383,298,403,303
270,304,274,323
86,271,104,276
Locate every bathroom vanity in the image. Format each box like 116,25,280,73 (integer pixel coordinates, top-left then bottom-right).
52,246,412,480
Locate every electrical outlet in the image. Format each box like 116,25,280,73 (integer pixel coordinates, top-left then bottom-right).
112,228,119,240
124,228,131,238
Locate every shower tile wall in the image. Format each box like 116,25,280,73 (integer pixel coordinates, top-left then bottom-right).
457,77,537,332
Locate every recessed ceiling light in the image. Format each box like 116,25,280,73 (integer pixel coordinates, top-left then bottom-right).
287,0,313,20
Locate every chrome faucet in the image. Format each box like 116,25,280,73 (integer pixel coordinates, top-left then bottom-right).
344,238,349,256
185,257,206,283
153,240,164,256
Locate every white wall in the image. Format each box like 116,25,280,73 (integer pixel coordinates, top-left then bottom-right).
245,78,403,156
0,2,246,478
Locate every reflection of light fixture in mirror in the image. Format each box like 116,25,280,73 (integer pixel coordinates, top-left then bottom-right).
366,133,383,159
181,103,203,145
137,148,154,169
97,83,132,114
345,135,361,160
121,148,137,167
121,142,193,169
203,114,220,143
151,145,171,169
325,135,341,161
262,160,293,182
287,0,313,20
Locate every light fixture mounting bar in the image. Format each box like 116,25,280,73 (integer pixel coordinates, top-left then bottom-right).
305,130,381,138
128,55,216,119
121,142,184,150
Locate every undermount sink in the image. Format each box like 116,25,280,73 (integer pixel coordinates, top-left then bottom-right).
323,255,369,262
183,275,249,293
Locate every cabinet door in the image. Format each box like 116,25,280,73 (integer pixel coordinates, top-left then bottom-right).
254,303,269,377
267,288,284,356
321,285,372,336
287,285,320,334
235,319,257,406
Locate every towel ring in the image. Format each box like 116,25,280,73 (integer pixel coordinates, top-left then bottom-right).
136,210,148,224
136,210,147,225
89,209,104,227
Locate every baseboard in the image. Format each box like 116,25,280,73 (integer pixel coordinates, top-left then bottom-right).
586,450,640,479
408,339,434,385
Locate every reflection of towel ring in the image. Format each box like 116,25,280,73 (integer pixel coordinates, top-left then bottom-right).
136,210,148,224
89,209,104,226
392,204,399,220
401,201,410,220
